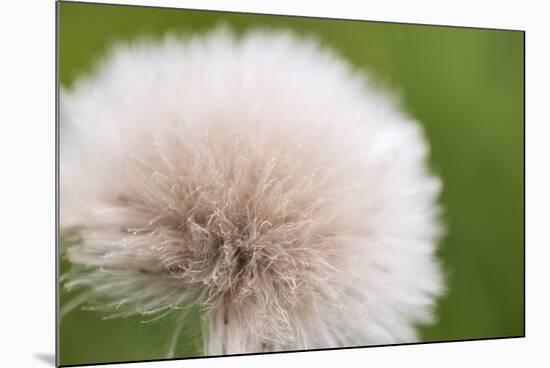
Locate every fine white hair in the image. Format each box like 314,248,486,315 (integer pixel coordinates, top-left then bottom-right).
61,28,445,356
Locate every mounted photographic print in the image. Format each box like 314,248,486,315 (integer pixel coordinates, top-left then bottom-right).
57,1,525,366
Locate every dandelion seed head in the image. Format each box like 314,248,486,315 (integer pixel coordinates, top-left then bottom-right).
61,28,444,354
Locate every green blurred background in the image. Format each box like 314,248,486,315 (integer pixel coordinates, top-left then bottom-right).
58,1,524,366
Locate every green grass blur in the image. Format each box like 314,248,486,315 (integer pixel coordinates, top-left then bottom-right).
58,1,524,365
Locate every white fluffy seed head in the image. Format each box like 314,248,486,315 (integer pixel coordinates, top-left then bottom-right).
61,28,444,355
